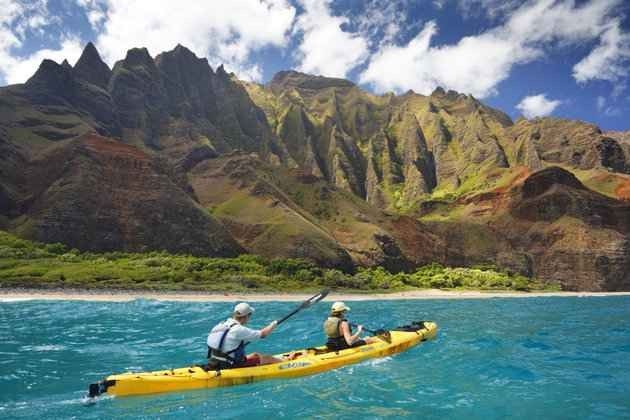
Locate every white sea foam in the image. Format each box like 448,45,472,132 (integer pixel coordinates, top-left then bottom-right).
20,345,66,352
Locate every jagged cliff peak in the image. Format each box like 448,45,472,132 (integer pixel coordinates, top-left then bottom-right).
160,44,204,65
25,58,73,91
74,42,112,89
155,44,214,77
121,47,154,68
215,64,228,76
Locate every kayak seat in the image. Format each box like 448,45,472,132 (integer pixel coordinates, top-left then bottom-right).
325,339,368,352
197,362,220,372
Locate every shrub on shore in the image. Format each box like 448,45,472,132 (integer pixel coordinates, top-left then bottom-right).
0,231,559,292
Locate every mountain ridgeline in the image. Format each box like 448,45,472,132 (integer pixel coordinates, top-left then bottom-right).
0,43,628,291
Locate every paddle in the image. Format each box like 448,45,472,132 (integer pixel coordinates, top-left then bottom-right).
230,289,330,356
350,323,392,343
275,289,330,326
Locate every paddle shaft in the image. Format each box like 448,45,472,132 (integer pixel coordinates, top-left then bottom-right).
276,289,329,326
276,307,303,325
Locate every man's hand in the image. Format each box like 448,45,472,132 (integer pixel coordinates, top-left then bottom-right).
261,320,278,338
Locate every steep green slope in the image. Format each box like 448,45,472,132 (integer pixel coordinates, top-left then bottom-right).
244,72,628,211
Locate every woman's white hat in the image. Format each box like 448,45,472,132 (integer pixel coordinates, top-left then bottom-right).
331,301,350,313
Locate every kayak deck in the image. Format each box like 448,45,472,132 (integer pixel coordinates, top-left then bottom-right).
88,321,437,397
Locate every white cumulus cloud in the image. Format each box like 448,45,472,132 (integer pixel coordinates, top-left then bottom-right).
293,0,369,78
516,94,562,118
89,0,296,82
360,20,537,97
573,21,630,83
0,0,81,84
360,0,625,98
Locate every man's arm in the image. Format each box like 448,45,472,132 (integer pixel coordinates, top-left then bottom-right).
260,320,278,338
236,320,278,343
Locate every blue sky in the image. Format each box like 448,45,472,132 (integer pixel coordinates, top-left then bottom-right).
0,0,629,130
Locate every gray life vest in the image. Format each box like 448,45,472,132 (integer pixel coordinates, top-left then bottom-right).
324,317,343,338
324,316,350,350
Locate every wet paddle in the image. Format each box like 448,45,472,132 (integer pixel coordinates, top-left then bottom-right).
276,289,330,326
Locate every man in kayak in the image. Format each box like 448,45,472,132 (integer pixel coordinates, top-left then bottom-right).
207,302,281,369
323,301,376,351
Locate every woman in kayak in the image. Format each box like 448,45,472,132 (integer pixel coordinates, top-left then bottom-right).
323,301,376,351
207,302,281,369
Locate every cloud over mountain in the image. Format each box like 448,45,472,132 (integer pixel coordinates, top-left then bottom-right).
517,94,562,118
0,0,628,129
360,0,627,98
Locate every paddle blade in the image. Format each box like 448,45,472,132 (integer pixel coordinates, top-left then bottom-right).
277,289,330,325
302,288,329,308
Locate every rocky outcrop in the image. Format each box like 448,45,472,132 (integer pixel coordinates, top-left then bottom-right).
509,118,628,174
504,167,630,290
606,131,630,173
417,166,630,290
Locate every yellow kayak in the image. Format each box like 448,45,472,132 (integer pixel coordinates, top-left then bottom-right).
88,321,437,398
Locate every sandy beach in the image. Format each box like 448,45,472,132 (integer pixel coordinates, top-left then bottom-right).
1,288,629,302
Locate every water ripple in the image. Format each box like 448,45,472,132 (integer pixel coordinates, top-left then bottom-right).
1,297,630,418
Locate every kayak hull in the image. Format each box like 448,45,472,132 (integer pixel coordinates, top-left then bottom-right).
89,321,437,397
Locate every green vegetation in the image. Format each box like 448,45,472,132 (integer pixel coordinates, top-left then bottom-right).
0,231,559,292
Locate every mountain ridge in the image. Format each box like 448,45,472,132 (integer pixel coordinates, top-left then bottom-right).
0,42,628,290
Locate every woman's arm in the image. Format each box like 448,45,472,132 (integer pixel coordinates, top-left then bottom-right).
340,321,362,346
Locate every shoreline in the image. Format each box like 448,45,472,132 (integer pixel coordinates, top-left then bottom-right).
1,288,629,302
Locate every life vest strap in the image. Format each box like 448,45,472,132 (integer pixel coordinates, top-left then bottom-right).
208,321,245,366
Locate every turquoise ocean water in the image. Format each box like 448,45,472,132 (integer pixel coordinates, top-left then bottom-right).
1,296,629,419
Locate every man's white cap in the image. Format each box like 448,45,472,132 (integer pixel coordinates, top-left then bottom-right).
234,302,255,316
331,301,350,313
